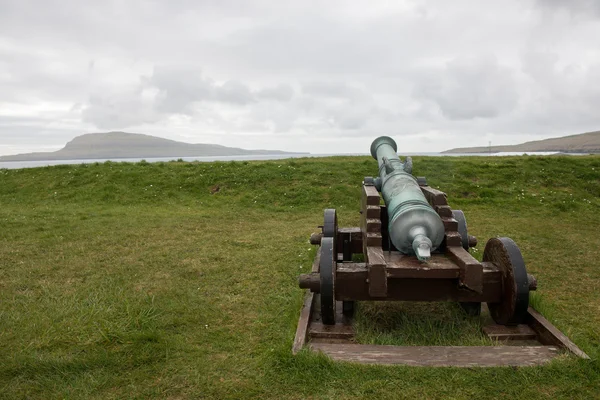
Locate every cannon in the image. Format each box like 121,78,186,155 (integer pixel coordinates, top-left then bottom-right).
299,136,536,326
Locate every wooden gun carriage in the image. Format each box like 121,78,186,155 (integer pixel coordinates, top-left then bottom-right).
294,136,588,366
299,136,536,326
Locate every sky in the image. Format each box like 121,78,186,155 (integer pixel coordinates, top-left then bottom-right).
1,0,600,155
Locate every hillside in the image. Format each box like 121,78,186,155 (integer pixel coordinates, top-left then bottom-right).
443,130,600,154
0,131,301,161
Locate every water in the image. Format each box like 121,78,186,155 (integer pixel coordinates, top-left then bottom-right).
0,151,587,170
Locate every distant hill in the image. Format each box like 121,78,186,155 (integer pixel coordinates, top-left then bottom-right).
0,132,303,161
442,131,600,154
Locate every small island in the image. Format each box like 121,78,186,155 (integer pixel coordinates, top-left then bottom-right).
0,131,304,161
443,131,600,154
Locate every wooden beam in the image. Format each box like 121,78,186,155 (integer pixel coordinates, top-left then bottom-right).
365,232,382,247
309,343,560,366
420,186,448,206
335,264,502,302
366,247,387,297
336,227,363,254
434,205,453,218
483,324,538,341
385,253,460,279
365,205,380,219
365,218,381,233
441,217,459,232
445,232,462,247
446,246,483,294
362,184,381,206
527,307,590,359
309,322,354,340
292,292,314,354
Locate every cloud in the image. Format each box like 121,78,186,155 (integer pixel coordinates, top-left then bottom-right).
413,56,518,120
256,84,294,102
2,0,600,155
535,0,600,17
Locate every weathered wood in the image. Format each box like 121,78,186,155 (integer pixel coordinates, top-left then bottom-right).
420,186,448,206
309,343,561,366
365,232,382,247
335,267,502,302
361,186,382,254
379,205,390,250
365,218,381,233
292,292,314,354
385,253,460,279
309,322,355,340
445,232,463,247
310,232,322,245
441,217,459,232
292,248,323,353
446,246,483,293
298,273,320,291
312,249,321,273
434,205,453,218
366,247,387,297
527,307,590,359
483,324,537,341
336,227,362,254
339,227,362,235
365,205,380,219
362,185,381,205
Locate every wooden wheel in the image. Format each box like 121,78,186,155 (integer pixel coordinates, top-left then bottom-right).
484,237,530,325
323,208,338,238
452,210,469,250
320,209,338,325
320,237,336,325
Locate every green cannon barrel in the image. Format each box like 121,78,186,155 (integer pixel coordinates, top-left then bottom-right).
370,136,445,261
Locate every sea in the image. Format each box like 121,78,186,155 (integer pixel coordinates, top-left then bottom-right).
0,151,584,170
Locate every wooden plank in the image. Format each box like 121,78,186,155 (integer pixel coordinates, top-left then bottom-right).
385,252,460,279
309,343,561,366
527,307,590,359
446,246,483,293
292,292,314,354
309,322,354,340
420,186,448,206
366,247,387,297
435,205,453,218
483,324,537,341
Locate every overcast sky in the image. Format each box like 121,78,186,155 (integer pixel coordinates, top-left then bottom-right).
1,0,600,155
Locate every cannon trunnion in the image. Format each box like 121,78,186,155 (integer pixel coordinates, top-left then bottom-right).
299,136,536,326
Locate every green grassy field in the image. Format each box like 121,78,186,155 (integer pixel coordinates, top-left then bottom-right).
1,155,599,399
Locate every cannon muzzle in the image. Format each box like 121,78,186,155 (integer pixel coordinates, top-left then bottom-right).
370,136,445,261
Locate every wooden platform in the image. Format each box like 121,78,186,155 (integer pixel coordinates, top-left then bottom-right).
293,292,589,366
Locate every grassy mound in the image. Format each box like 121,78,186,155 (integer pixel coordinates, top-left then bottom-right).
1,155,599,399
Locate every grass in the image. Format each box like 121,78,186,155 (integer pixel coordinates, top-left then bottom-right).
0,155,599,399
